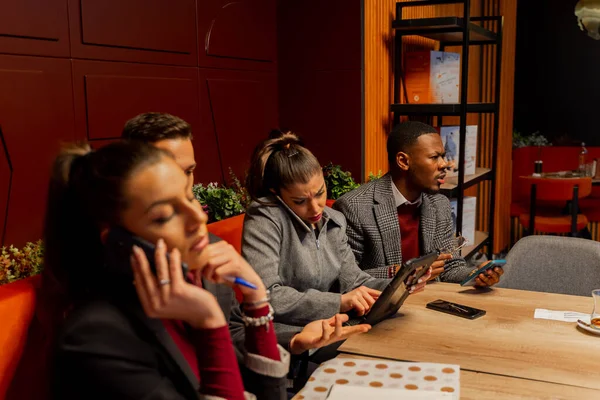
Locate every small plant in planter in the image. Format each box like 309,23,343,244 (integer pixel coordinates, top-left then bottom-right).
512,130,551,148
368,170,383,182
322,163,360,200
228,168,251,210
192,182,245,223
0,240,44,285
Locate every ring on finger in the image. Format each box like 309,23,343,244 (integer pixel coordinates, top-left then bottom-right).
159,279,171,286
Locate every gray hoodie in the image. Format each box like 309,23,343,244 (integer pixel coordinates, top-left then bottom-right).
242,197,390,327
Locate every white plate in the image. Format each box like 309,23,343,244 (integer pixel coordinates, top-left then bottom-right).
577,320,600,335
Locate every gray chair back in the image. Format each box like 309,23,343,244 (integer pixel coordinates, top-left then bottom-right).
497,235,600,297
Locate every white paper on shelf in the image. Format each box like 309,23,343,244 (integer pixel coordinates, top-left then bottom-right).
534,308,591,323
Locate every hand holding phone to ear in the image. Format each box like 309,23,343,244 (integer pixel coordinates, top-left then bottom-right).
131,239,226,329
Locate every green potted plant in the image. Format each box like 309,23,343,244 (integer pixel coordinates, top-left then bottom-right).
322,163,360,206
512,130,551,148
0,240,44,286
192,182,246,223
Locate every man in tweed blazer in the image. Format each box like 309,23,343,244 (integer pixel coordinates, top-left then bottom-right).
334,122,503,286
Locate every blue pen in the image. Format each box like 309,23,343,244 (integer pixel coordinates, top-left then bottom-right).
224,276,258,290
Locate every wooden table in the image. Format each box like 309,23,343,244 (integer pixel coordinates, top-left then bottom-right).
338,283,600,397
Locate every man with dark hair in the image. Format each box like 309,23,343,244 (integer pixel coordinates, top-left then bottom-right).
123,112,197,181
122,113,296,398
334,121,503,286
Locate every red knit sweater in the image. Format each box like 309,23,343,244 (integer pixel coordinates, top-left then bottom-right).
163,277,280,399
397,203,421,262
163,304,278,400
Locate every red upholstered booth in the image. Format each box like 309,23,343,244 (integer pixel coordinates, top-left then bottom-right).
207,214,246,301
511,147,600,244
206,213,246,255
0,276,39,398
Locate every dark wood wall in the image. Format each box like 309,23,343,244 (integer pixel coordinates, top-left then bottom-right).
514,0,600,146
0,0,278,246
278,0,363,179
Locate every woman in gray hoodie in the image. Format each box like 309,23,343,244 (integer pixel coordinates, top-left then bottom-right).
242,132,429,332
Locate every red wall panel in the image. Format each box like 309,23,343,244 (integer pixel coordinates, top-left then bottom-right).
0,0,70,57
0,127,10,246
201,69,278,182
68,0,197,66
198,0,276,70
277,0,361,72
0,55,76,246
279,70,362,177
72,60,223,184
0,0,280,245
278,0,362,178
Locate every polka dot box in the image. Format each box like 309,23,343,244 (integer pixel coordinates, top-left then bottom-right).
295,357,459,399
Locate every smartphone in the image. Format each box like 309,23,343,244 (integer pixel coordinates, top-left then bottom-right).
104,226,189,277
460,259,506,286
426,299,486,319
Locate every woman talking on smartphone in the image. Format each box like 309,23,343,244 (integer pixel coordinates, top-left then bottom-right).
242,132,430,334
39,141,288,399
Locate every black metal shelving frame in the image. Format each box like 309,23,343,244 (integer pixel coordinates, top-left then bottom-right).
391,0,503,259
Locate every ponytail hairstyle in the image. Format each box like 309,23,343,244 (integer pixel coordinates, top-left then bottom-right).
41,141,171,317
246,131,322,203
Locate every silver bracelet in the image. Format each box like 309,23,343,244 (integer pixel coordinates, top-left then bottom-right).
240,303,274,332
241,290,271,308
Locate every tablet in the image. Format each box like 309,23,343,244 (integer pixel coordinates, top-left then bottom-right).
346,251,438,326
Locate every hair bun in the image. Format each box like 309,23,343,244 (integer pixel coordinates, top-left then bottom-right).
269,130,303,150
56,143,93,185
62,142,92,157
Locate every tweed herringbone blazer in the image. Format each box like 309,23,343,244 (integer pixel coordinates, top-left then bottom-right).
333,174,471,282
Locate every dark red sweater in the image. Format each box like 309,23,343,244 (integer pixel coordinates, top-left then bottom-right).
163,304,279,400
163,275,280,399
397,203,421,262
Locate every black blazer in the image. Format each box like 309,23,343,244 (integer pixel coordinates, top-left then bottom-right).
52,234,288,400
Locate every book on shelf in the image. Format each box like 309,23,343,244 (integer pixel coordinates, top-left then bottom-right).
404,51,460,104
449,196,476,245
439,125,477,177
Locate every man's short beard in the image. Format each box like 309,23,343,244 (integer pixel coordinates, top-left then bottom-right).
424,186,440,195
407,168,439,196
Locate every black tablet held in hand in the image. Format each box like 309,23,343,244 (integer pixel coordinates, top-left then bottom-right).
345,251,438,327
426,299,486,320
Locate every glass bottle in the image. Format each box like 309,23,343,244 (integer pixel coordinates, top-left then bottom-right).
592,289,600,327
579,142,588,174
